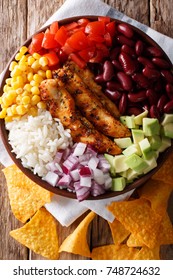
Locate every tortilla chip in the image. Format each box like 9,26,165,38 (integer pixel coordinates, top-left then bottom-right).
152,151,173,185
3,165,52,223
107,198,162,248
127,234,144,247
10,207,59,260
108,219,130,244
134,246,160,260
59,211,95,258
91,244,139,260
138,179,173,217
157,213,173,246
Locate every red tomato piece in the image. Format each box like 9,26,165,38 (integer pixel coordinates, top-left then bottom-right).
77,18,90,27
58,49,68,64
31,32,44,52
55,26,68,46
42,33,60,49
96,43,109,57
28,43,37,55
66,31,88,50
85,21,105,35
68,26,85,36
98,16,111,23
104,32,112,46
64,21,78,31
87,34,104,43
89,50,104,63
106,21,116,37
78,47,95,62
43,51,59,66
62,42,76,55
50,21,59,34
69,53,86,68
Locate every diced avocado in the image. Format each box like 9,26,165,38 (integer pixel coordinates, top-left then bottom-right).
123,143,142,156
143,118,160,136
111,177,126,191
134,110,148,125
138,138,155,160
113,155,129,173
126,169,139,181
119,170,128,178
148,135,162,150
104,154,116,176
125,115,136,128
158,136,172,153
143,157,157,174
125,154,149,173
120,116,127,125
114,137,132,149
161,123,173,139
132,129,145,144
161,113,173,126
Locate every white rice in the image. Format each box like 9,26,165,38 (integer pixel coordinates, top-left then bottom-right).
5,109,72,177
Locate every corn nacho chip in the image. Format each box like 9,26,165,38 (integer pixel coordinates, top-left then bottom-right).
3,165,52,223
10,207,59,260
138,179,173,217
108,219,130,244
152,151,173,185
107,198,162,248
59,211,95,258
127,234,144,247
91,244,138,260
156,213,173,246
134,246,160,260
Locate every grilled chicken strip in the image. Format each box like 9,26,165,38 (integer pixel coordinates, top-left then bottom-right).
53,67,130,138
40,79,122,155
65,61,120,118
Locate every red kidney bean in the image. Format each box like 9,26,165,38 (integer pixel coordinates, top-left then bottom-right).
164,100,173,113
142,66,160,79
132,73,150,89
116,35,135,47
118,93,127,115
153,80,164,93
110,47,121,60
146,89,158,105
119,52,138,75
103,60,114,81
127,106,143,116
152,57,171,69
166,83,173,100
117,72,133,91
135,40,144,56
106,81,124,91
157,95,168,113
161,70,173,84
121,44,136,57
137,56,156,69
146,46,164,57
94,74,104,83
112,59,123,71
104,89,122,101
128,90,146,103
117,23,134,38
150,105,160,119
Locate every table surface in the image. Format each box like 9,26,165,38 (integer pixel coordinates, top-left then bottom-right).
0,0,173,260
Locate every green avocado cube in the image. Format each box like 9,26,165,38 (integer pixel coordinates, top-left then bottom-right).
125,115,136,128
132,129,145,144
114,137,132,149
148,135,162,150
120,116,127,125
122,143,141,156
126,169,139,181
158,136,172,153
161,123,173,139
113,155,129,173
111,177,126,191
139,138,155,160
143,118,160,136
104,154,116,176
143,157,157,174
125,154,149,173
161,113,173,126
134,110,148,125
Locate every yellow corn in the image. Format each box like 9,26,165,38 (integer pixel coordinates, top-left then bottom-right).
37,70,46,78
33,74,43,83
15,52,23,61
37,101,47,109
31,86,40,95
33,53,41,60
22,96,30,105
31,60,40,70
16,105,27,115
0,108,7,118
20,46,28,55
5,116,13,122
9,61,18,71
23,83,32,92
28,106,38,116
39,56,48,67
28,56,35,65
46,70,52,79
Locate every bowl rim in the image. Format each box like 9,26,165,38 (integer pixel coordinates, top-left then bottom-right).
1,15,173,200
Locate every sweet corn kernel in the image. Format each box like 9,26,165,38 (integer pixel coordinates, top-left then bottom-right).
10,67,22,77
7,90,17,101
41,65,49,71
5,116,13,122
11,104,17,115
24,83,32,92
31,95,41,105
30,80,39,87
15,88,23,95
46,70,52,79
15,52,23,61
31,60,40,70
3,84,11,93
5,78,12,85
2,96,13,107
27,72,34,82
9,61,18,71
11,82,21,90
33,74,43,83
18,63,27,71
19,55,27,63
33,53,41,60
37,101,46,109
28,56,35,65
20,46,28,55
31,86,40,95
37,70,46,78
16,95,22,104
39,57,48,67
0,108,7,118
22,96,30,105
6,107,13,116
22,90,30,97
16,105,27,115
29,106,38,116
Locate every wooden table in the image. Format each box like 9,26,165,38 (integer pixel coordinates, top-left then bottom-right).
0,0,173,260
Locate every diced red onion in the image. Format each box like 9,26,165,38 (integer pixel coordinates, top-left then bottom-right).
79,166,92,176
73,142,87,156
70,169,80,181
91,182,105,196
58,174,72,186
80,176,92,188
86,145,98,157
44,171,59,187
54,150,64,163
98,156,110,172
74,182,90,201
62,154,79,174
104,173,112,189
93,168,105,185
88,156,99,170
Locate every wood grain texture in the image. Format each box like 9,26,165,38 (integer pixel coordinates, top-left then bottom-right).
0,0,173,260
